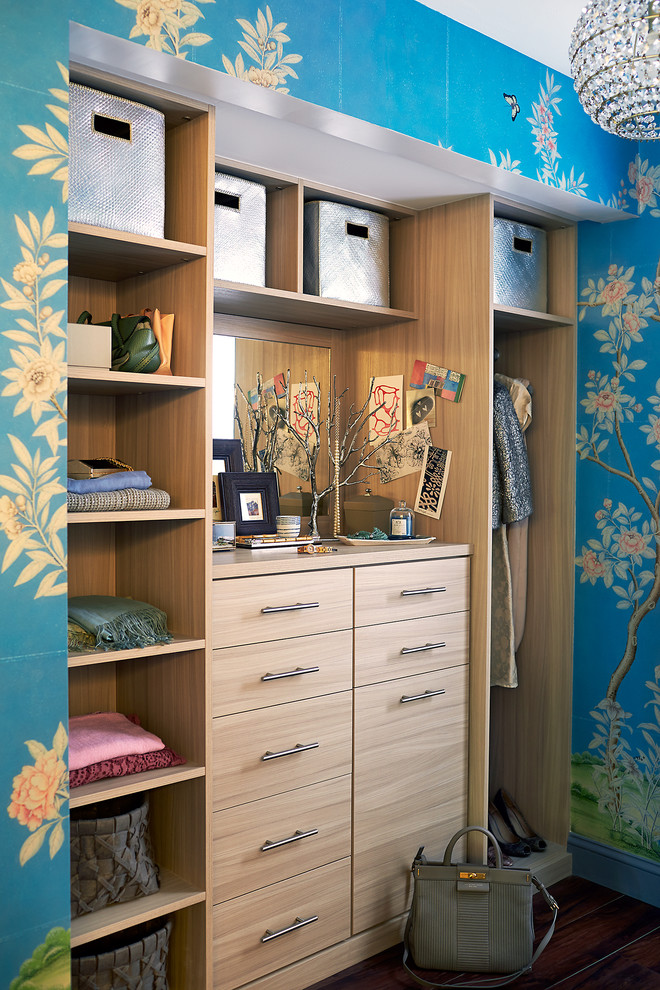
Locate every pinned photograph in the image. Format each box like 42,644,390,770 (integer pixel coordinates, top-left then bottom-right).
406,389,436,428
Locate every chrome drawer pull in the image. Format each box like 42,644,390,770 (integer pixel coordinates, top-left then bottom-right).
400,641,446,655
261,828,319,851
262,741,320,761
261,602,320,614
401,586,446,597
400,688,446,704
262,665,320,681
261,915,319,943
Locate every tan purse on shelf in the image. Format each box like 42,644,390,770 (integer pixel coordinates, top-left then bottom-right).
144,308,174,375
403,825,558,989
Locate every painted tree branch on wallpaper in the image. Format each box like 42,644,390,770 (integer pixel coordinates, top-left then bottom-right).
221,5,302,93
575,259,660,858
529,71,587,197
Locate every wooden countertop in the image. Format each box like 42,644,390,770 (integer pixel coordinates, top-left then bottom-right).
212,539,473,579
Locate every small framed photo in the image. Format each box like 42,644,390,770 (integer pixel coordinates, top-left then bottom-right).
219,471,280,535
213,438,243,474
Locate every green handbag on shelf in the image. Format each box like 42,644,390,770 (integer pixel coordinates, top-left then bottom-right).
77,310,161,374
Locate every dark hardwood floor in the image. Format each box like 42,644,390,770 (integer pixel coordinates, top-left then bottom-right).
306,876,660,989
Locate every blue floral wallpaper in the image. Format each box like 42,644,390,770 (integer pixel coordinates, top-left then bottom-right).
573,150,660,871
2,0,659,982
0,8,70,987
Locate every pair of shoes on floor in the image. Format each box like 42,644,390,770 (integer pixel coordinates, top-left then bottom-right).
489,788,547,858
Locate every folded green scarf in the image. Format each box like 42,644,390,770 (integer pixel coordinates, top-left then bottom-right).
68,596,172,651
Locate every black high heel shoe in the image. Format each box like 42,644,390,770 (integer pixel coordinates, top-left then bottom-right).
488,802,531,858
494,788,547,853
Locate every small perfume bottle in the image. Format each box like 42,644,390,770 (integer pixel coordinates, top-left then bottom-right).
389,499,414,539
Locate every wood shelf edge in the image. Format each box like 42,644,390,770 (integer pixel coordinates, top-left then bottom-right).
68,635,205,668
70,869,206,947
69,763,206,809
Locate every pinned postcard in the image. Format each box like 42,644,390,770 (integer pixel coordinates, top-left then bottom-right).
375,422,432,483
415,444,453,519
410,360,466,402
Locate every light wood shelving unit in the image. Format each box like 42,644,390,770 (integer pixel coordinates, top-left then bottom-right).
335,194,576,872
67,68,214,989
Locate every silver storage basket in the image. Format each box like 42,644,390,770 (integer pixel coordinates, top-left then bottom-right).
304,201,390,306
69,83,165,238
214,172,266,286
493,218,547,312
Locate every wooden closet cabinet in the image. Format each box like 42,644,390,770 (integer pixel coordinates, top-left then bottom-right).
211,544,470,990
67,66,214,989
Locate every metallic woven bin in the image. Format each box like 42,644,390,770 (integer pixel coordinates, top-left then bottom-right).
493,218,547,312
304,201,390,306
70,793,160,917
69,83,165,238
71,918,172,990
214,172,266,285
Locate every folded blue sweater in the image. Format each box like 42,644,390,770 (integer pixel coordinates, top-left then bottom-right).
67,471,152,494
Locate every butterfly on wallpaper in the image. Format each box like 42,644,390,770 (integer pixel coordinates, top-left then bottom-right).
503,92,520,121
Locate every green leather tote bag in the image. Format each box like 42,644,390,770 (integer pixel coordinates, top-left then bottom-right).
403,825,558,988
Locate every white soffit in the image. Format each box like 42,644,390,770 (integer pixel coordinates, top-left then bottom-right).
70,22,630,223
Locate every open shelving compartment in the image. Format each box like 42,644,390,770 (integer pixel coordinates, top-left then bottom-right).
212,158,419,331
67,64,214,990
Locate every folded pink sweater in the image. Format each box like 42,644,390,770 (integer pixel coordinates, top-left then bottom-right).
69,712,165,771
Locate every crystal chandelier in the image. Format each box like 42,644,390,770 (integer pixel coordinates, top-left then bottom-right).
569,0,660,140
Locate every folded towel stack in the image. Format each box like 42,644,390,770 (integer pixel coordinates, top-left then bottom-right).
66,467,171,511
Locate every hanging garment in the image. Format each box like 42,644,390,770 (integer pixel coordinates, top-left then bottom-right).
491,379,533,688
495,373,532,651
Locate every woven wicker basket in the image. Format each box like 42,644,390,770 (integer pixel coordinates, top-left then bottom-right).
71,793,160,917
72,917,172,990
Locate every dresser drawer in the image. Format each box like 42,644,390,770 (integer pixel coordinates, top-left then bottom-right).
213,629,352,716
213,568,352,648
213,692,352,809
213,858,351,990
213,776,351,902
354,556,469,627
354,611,468,686
352,665,468,932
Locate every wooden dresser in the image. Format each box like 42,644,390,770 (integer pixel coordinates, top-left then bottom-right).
211,541,471,990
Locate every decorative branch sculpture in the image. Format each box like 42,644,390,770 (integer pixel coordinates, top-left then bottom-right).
284,373,397,537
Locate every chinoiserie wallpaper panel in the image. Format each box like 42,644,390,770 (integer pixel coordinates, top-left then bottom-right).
1,3,659,983
573,163,660,873
69,0,633,209
0,7,70,987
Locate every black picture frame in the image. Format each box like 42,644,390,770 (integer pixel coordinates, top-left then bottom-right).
213,438,243,474
219,471,280,535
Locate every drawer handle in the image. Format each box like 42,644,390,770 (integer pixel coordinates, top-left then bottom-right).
262,665,320,681
401,641,446,655
262,741,320,761
261,828,319,851
261,602,320,614
400,689,446,704
401,586,446,597
261,914,319,943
